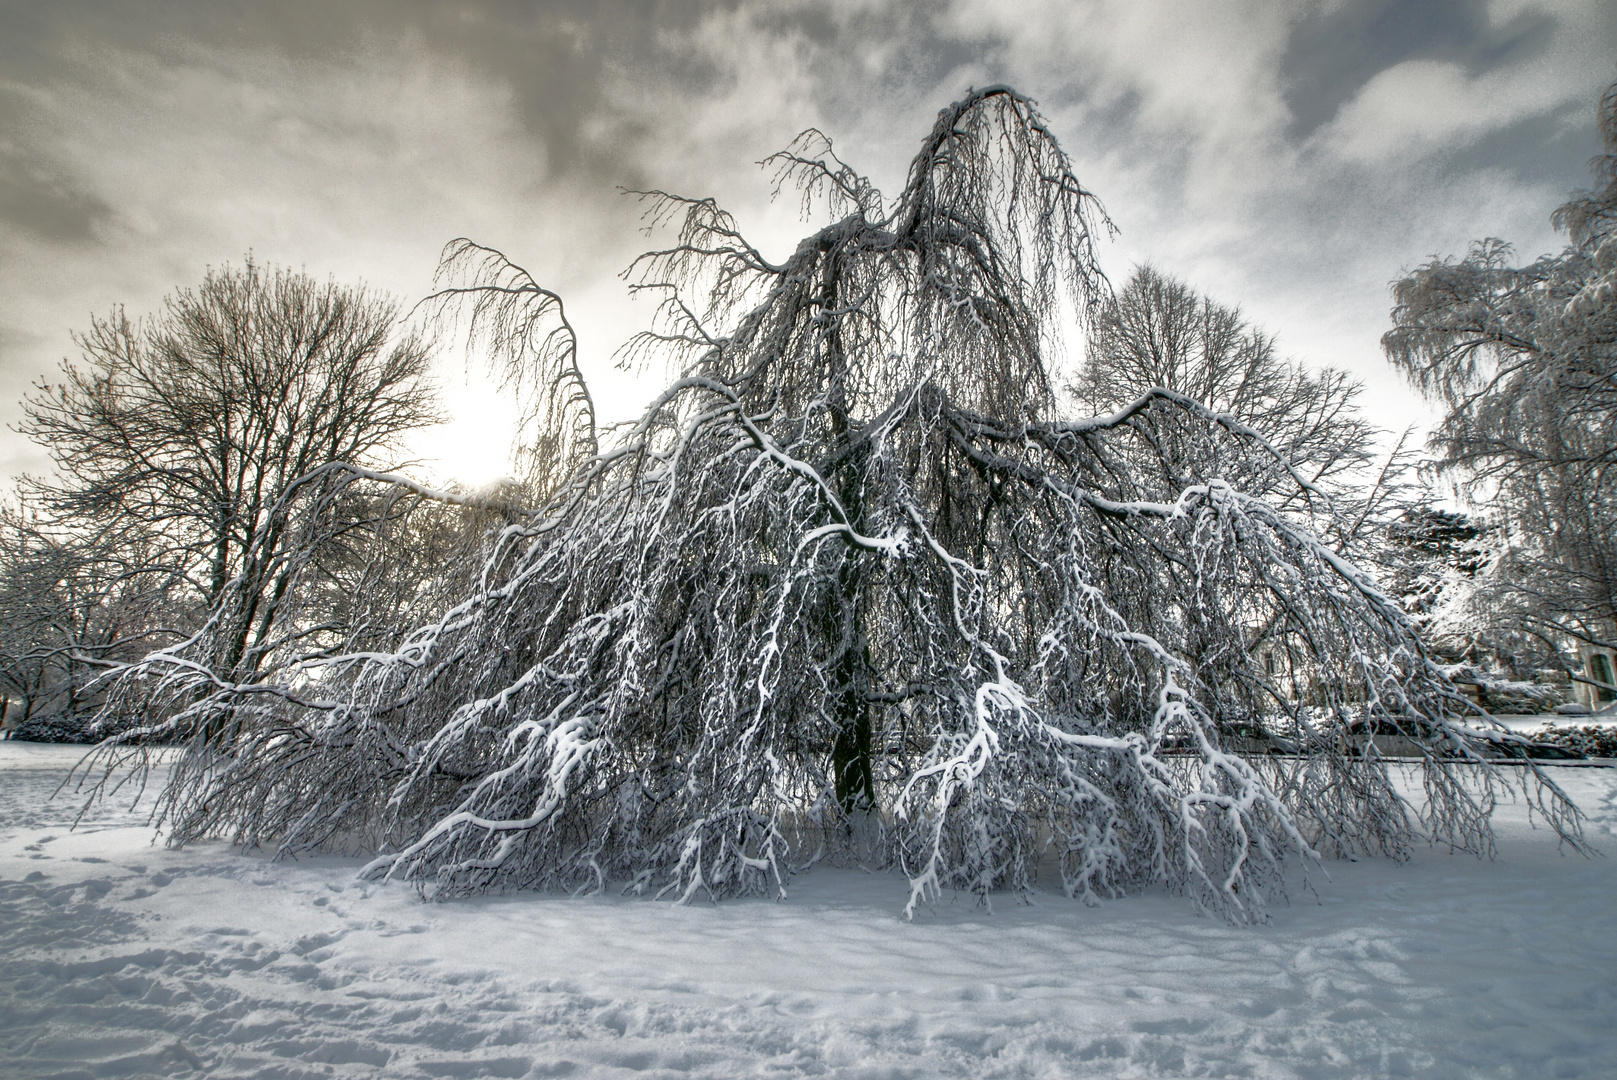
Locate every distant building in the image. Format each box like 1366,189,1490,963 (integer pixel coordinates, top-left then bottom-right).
1573,644,1617,711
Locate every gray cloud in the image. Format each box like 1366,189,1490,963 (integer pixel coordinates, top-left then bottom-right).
0,322,45,358
1281,0,1558,138
0,150,113,243
1440,95,1604,212
0,1,736,199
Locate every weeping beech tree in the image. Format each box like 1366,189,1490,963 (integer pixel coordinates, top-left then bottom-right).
84,87,1582,920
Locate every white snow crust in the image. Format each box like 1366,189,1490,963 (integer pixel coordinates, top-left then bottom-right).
3,742,1615,1079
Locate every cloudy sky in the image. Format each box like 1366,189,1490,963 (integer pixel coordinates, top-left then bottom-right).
2,0,1613,485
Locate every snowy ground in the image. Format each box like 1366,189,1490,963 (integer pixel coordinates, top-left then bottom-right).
3,743,1615,1079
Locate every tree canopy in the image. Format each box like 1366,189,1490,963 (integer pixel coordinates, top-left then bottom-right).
1075,264,1375,503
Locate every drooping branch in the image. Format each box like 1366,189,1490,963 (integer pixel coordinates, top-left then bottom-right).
420,239,599,492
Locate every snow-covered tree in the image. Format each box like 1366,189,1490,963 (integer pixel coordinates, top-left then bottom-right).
0,506,180,740
1384,80,1617,661
1379,508,1566,711
87,88,1582,921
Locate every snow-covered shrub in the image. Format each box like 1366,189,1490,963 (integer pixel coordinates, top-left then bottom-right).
1442,665,1565,715
1531,724,1617,758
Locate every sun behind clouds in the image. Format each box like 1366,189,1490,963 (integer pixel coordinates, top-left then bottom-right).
419,367,523,490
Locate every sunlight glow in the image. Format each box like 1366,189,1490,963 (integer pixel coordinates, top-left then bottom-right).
417,371,522,489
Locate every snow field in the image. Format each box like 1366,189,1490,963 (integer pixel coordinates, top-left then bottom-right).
3,742,1616,1078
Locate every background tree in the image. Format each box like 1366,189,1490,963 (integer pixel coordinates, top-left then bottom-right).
1074,265,1393,706
1074,265,1375,505
0,505,180,739
20,260,445,698
1384,80,1617,662
1382,509,1523,669
1385,508,1485,631
86,89,1581,920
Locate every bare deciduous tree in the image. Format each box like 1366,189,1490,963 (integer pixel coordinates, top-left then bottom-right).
1075,265,1375,503
21,260,445,690
0,506,179,738
87,88,1583,921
